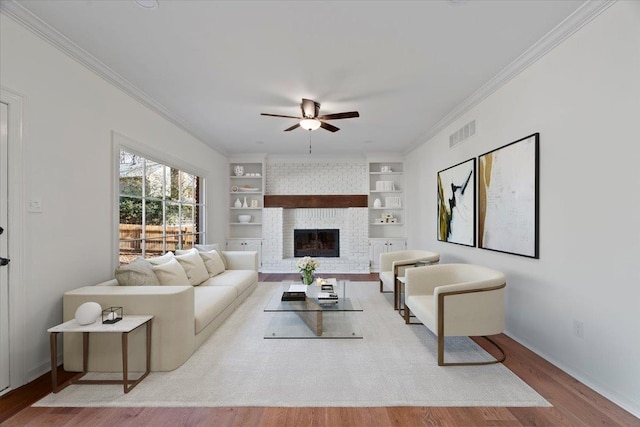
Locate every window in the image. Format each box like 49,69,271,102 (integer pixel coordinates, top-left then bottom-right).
118,149,204,264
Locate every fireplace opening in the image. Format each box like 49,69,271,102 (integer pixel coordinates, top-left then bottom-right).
294,229,340,258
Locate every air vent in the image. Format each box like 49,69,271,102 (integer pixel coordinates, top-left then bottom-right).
449,120,476,148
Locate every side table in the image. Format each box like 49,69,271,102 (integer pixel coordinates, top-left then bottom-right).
48,314,153,393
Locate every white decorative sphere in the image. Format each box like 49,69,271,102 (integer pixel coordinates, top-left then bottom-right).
75,302,102,325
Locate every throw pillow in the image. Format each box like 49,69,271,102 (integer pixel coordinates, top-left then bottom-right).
151,258,190,285
147,251,174,265
194,243,227,268
114,258,157,286
174,248,210,286
198,249,226,277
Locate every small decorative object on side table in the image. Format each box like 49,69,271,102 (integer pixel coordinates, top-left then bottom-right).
102,306,123,324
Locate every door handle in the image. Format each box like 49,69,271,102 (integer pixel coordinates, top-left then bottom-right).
0,257,9,266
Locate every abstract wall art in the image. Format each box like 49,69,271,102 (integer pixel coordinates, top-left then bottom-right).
478,133,539,258
437,158,476,246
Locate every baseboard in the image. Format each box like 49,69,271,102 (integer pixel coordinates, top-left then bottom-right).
26,356,59,385
504,331,640,419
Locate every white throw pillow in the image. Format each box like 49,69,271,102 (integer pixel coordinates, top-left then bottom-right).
199,249,226,277
147,251,174,265
174,248,210,286
151,258,190,285
114,258,157,286
195,243,227,268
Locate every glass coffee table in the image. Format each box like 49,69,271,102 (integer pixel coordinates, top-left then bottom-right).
264,280,363,339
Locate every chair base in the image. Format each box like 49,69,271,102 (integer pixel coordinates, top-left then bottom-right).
438,335,506,366
379,280,393,294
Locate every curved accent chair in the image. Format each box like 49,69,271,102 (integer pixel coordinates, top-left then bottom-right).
404,263,506,366
379,250,440,310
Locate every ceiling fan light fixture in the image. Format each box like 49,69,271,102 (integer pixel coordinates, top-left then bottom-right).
300,118,321,131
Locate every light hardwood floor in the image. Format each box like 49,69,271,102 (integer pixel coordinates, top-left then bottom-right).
1,275,638,426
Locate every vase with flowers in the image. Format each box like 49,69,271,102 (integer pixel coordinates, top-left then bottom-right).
296,256,319,286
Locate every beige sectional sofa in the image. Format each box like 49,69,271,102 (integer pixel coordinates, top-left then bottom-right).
62,249,258,372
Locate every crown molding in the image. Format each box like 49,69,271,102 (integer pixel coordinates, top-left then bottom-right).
406,0,616,154
0,0,222,154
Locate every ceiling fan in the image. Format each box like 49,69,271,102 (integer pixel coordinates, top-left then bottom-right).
261,98,359,132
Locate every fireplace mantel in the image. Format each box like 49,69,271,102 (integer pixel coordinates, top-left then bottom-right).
264,195,367,208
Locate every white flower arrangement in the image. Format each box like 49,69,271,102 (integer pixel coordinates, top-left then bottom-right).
296,256,319,273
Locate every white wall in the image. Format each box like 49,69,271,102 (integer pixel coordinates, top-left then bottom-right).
405,2,640,415
0,13,228,380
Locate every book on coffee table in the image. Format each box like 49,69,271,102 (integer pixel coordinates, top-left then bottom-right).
281,291,306,301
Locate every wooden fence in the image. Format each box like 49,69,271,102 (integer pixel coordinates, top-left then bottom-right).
119,224,196,255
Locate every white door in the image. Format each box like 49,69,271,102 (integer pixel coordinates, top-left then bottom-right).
0,102,10,394
226,239,244,251
387,238,407,252
369,238,387,272
244,239,262,268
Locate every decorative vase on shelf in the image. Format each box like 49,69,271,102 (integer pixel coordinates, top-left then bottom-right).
233,165,244,176
242,197,248,208
234,198,242,208
373,198,382,208
301,270,315,286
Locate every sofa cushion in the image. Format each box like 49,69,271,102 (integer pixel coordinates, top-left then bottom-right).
193,286,237,334
114,258,157,286
147,252,174,265
151,258,190,285
174,249,209,286
201,269,257,296
199,250,226,277
195,243,227,268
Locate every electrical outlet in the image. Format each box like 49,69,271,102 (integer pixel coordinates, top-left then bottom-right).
573,320,584,338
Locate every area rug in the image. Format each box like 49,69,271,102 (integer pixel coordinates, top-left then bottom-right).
35,282,550,408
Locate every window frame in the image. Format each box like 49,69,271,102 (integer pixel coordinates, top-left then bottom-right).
113,132,207,268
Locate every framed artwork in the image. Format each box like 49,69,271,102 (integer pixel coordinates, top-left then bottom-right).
478,133,539,258
437,158,476,246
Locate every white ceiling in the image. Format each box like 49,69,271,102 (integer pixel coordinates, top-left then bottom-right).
7,0,588,156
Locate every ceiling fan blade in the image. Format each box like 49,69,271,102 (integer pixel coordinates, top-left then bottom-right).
261,113,302,119
317,111,360,120
284,123,301,132
320,121,340,132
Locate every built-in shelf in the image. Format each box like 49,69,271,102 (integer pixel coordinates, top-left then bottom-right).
229,160,264,246
368,160,405,242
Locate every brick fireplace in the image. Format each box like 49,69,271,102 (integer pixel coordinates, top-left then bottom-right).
260,158,370,273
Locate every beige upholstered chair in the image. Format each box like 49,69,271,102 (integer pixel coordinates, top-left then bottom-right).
404,263,506,366
379,250,440,310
